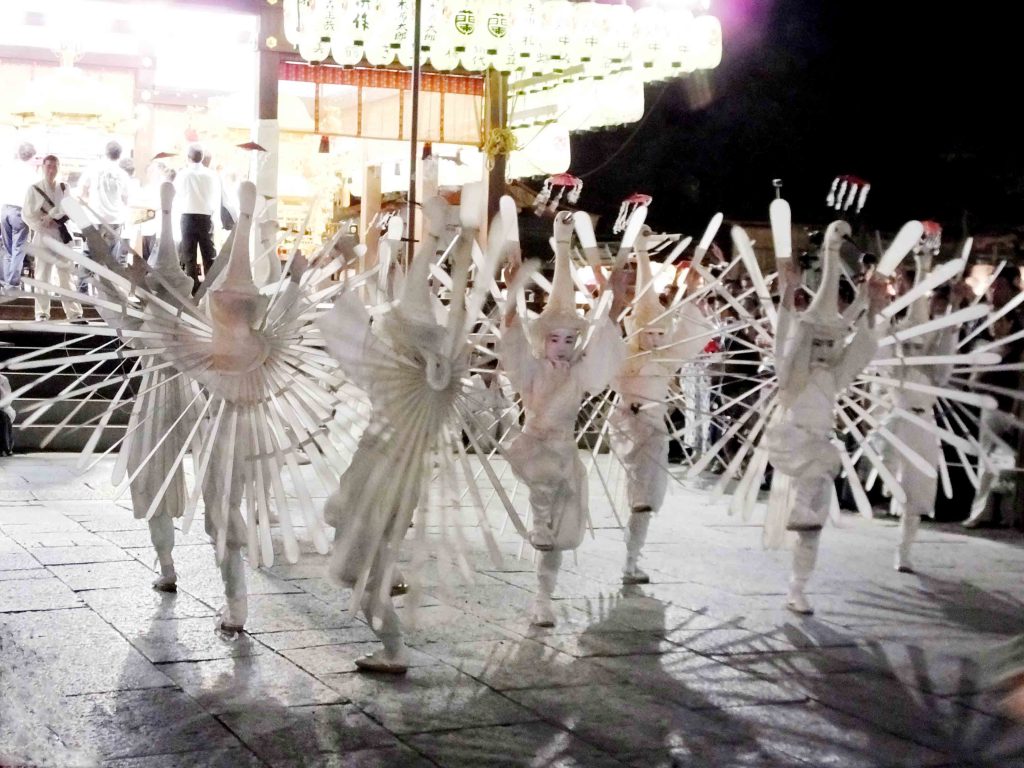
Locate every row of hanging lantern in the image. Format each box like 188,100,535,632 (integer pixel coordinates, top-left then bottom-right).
283,0,722,83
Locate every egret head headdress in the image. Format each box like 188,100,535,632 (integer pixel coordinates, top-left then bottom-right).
531,212,587,350
145,181,193,299
378,227,449,358
796,219,850,367
624,229,671,344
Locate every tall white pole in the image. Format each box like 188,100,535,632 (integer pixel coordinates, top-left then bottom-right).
406,0,423,267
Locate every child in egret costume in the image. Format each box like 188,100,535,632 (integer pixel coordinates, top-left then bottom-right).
884,249,957,573
765,220,887,615
611,233,711,584
501,211,626,627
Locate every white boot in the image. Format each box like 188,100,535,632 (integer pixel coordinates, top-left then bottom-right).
153,562,177,593
356,579,408,674
896,511,920,573
531,550,562,627
622,510,652,584
218,547,248,632
787,531,820,615
149,515,178,592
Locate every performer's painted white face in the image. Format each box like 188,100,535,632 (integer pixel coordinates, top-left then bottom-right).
809,335,838,368
545,329,578,363
638,329,665,352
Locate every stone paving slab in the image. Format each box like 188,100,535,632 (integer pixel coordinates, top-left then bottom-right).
3,454,1024,767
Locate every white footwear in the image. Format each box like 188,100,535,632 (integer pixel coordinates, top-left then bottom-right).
528,526,555,551
786,590,814,615
895,555,915,574
152,568,177,593
354,649,409,675
217,604,245,633
622,566,650,585
530,598,556,627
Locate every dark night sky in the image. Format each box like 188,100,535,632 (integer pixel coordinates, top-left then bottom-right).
569,1,1023,243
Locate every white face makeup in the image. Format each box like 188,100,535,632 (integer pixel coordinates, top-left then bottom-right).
545,329,578,363
638,329,665,352
809,335,837,367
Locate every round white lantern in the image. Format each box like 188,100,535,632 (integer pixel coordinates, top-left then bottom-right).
692,14,723,70
507,123,571,178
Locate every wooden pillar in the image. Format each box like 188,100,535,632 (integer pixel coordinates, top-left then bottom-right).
255,4,283,224
361,163,382,259
484,67,508,240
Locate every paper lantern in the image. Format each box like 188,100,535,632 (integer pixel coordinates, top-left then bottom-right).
537,1,575,71
299,35,333,64
603,2,636,72
363,0,402,67
480,0,514,72
662,9,697,78
507,124,570,178
331,0,366,65
692,14,723,70
571,1,608,74
397,0,441,67
632,5,669,82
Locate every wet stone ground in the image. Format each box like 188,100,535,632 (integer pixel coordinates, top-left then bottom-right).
2,453,1024,767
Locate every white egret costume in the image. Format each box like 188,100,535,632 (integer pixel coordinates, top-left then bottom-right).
117,184,198,592
884,251,956,573
611,236,710,584
316,190,513,672
500,213,625,626
764,221,880,614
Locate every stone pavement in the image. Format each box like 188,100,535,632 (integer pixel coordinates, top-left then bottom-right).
2,453,1024,767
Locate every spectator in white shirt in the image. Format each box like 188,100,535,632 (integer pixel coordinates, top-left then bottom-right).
174,144,220,294
1,142,37,288
22,155,83,322
78,140,131,267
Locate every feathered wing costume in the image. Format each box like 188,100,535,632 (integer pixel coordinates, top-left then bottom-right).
315,185,513,673
762,220,882,614
500,210,626,627
880,249,957,573
113,182,199,592
610,228,714,584
2,180,352,633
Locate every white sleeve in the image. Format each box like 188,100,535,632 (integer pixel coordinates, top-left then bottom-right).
315,291,385,391
498,320,538,396
835,317,880,390
573,317,626,393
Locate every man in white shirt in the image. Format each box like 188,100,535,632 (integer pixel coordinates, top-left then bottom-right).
79,140,131,267
22,155,83,322
174,144,220,294
1,142,37,288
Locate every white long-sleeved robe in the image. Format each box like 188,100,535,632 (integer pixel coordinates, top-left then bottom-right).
500,318,626,550
765,307,879,533
610,304,709,512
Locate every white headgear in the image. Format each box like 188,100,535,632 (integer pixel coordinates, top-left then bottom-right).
378,208,449,357
530,212,587,351
145,181,193,299
624,230,671,345
795,220,849,368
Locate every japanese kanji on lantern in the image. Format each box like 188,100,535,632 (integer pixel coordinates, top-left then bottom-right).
281,0,723,84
